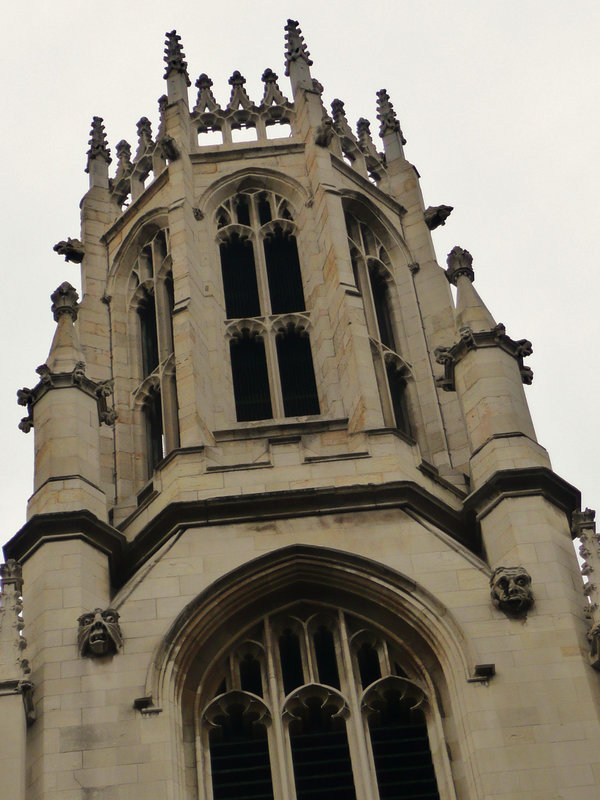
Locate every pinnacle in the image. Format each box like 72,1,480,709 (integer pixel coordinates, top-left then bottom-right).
85,116,111,172
284,19,313,77
163,30,191,86
376,89,406,144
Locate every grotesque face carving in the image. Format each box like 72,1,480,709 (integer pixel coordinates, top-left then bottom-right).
77,608,122,657
490,567,534,616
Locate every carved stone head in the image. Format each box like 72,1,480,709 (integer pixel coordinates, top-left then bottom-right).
77,608,122,657
490,566,534,616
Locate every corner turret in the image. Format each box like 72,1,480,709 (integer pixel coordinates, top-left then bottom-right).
17,284,112,520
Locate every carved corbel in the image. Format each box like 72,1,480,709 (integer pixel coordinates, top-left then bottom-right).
490,566,534,617
77,608,123,657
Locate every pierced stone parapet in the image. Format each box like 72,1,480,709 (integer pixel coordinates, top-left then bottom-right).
435,323,534,391
572,508,600,669
53,238,85,264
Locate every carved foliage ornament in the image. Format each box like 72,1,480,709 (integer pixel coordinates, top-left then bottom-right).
77,608,123,657
490,566,534,616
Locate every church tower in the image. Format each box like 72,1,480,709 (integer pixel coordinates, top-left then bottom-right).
2,21,600,800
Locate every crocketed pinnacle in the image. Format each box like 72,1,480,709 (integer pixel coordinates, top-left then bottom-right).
163,30,191,86
85,116,111,172
284,19,313,76
376,89,406,144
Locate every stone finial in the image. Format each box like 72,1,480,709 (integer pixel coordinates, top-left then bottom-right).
194,73,220,113
284,19,313,76
331,99,347,126
163,30,191,86
136,117,153,148
227,71,253,112
446,246,474,284
572,508,600,668
490,566,534,616
51,282,79,322
425,205,454,231
116,139,132,164
85,116,111,172
53,237,85,264
77,608,123,657
376,89,406,143
158,94,168,115
261,68,287,106
357,117,375,148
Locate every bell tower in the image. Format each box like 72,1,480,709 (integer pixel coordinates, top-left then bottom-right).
3,20,600,800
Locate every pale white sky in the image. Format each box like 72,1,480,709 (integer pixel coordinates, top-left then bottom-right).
2,1,599,549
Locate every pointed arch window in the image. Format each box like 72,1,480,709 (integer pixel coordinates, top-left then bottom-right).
129,226,180,483
196,607,443,800
345,212,410,436
217,190,319,422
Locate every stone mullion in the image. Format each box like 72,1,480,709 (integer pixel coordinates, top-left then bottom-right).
337,611,377,800
264,617,294,800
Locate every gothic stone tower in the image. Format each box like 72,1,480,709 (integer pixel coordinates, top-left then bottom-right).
2,21,600,800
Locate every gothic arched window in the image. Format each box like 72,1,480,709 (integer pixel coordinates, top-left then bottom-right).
345,212,410,435
217,190,319,422
197,606,442,800
129,227,180,481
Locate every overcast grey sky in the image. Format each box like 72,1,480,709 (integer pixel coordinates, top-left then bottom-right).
2,1,598,549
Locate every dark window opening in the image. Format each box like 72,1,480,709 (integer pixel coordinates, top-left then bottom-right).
357,642,382,689
350,253,360,291
165,272,175,352
217,211,230,228
290,697,356,800
276,331,320,417
370,270,396,351
279,629,304,696
240,655,263,697
368,692,440,800
215,678,227,697
138,291,159,376
230,336,272,422
144,389,164,476
313,626,340,689
258,194,272,225
209,706,273,800
393,662,409,679
386,365,410,435
236,194,251,226
220,235,261,319
264,229,305,313
155,230,168,264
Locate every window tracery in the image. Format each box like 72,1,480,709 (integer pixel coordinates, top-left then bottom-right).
216,189,319,421
196,606,442,800
128,227,180,479
345,213,410,435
